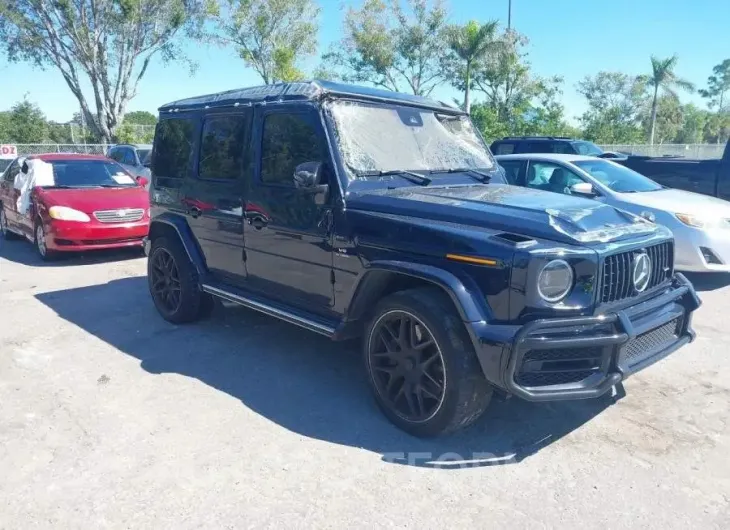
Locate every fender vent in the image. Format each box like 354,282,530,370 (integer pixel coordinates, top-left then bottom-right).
492,232,536,248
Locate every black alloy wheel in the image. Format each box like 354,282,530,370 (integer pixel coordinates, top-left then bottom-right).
149,247,182,315
367,310,446,423
364,288,493,437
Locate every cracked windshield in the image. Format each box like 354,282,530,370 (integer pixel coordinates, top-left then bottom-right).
329,100,495,176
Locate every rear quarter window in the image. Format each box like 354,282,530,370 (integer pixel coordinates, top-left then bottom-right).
492,142,516,155
153,118,195,179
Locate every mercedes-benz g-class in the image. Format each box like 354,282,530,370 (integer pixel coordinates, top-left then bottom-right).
145,81,700,437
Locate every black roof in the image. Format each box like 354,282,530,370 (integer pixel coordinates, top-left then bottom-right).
158,80,462,114
499,136,574,141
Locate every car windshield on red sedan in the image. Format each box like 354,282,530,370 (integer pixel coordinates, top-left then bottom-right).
44,160,138,188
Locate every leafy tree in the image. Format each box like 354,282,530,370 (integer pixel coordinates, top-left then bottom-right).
528,77,573,136
5,99,48,143
0,112,10,140
467,30,571,141
472,31,539,126
703,111,730,144
215,0,319,84
0,0,209,143
323,0,448,96
124,110,158,126
641,94,683,144
699,59,730,112
577,72,646,143
675,104,707,144
643,55,694,145
469,103,508,142
442,20,500,113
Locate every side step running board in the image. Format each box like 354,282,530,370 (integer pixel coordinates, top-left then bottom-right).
201,283,336,337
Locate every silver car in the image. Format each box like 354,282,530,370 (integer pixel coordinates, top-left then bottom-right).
106,143,152,184
496,153,730,273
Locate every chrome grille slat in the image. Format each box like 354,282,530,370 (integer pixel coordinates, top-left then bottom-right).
599,241,673,304
93,208,145,224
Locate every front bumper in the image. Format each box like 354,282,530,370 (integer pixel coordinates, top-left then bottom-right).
674,224,730,272
470,274,701,402
46,219,149,252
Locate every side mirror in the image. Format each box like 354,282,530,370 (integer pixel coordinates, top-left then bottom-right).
293,161,329,205
136,176,149,188
293,161,323,188
570,182,596,197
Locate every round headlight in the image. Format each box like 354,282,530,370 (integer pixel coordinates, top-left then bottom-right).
537,259,574,303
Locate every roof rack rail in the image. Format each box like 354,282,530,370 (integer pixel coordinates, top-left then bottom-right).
501,136,573,140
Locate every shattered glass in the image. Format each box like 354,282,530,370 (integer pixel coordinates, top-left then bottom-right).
328,101,495,177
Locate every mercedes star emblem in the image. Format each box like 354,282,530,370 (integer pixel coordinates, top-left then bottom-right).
633,252,652,292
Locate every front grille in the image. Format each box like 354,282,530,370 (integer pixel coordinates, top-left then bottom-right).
93,208,145,223
515,346,603,387
620,318,682,368
600,241,673,303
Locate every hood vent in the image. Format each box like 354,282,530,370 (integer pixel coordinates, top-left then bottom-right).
492,232,537,248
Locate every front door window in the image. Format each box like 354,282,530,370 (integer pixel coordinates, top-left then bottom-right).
526,162,584,195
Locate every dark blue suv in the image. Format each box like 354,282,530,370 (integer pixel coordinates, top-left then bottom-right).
145,81,700,436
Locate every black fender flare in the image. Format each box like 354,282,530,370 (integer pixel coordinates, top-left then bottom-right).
148,213,207,276
347,260,492,323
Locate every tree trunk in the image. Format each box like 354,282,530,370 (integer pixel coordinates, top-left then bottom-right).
649,84,659,145
464,60,471,113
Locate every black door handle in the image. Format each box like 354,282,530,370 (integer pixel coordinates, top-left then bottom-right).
189,206,202,218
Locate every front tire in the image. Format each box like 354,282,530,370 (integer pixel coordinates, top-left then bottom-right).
35,220,57,261
148,236,214,323
364,287,492,437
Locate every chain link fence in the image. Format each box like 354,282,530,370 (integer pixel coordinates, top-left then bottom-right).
598,144,725,159
8,144,110,156
2,142,726,160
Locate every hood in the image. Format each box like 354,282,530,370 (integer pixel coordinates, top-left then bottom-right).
348,184,657,245
37,186,149,213
618,188,730,218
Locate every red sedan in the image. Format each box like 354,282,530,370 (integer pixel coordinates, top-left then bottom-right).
0,153,150,260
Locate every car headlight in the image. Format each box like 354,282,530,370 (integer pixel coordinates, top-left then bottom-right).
675,213,709,228
48,206,91,222
537,259,574,303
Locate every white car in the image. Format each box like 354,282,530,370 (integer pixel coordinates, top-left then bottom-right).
496,153,730,273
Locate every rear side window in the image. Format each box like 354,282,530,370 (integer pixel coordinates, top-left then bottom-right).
153,118,195,179
260,112,324,186
107,148,122,162
198,114,250,180
121,149,136,165
524,142,554,153
492,142,516,155
552,142,574,154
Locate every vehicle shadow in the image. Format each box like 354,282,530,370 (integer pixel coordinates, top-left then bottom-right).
35,277,618,469
683,272,730,292
0,238,143,267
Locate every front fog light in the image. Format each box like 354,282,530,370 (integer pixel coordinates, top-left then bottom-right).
537,259,574,302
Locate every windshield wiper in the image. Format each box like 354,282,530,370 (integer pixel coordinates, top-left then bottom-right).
349,165,431,186
429,168,492,183
98,183,133,188
40,184,75,189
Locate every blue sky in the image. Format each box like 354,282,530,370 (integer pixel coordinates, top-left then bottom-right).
1,0,728,124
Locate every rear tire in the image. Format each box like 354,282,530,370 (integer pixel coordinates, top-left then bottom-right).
363,287,492,437
148,235,214,323
0,207,19,240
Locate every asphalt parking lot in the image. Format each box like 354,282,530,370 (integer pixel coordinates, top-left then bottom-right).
1,240,729,529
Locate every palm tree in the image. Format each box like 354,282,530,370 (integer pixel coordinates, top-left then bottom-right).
446,20,500,113
645,55,695,144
